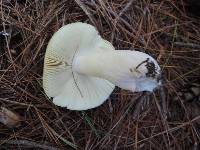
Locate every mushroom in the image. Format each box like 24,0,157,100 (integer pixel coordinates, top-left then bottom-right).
43,22,161,110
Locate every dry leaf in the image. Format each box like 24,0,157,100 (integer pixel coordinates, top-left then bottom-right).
0,107,21,128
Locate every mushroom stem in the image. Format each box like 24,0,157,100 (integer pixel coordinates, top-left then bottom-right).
73,50,160,92
73,50,125,80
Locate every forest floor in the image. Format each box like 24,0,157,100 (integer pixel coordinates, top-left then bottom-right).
0,0,200,149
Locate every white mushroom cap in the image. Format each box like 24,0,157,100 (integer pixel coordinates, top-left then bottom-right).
43,22,115,110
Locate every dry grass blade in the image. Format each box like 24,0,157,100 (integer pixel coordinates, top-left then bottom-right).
74,0,96,25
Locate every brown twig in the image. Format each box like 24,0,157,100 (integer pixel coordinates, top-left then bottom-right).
174,42,200,49
3,139,61,150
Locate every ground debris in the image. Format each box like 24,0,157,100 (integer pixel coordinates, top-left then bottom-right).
0,0,200,149
0,107,21,128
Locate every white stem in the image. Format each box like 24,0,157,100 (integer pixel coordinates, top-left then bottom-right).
73,50,160,92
